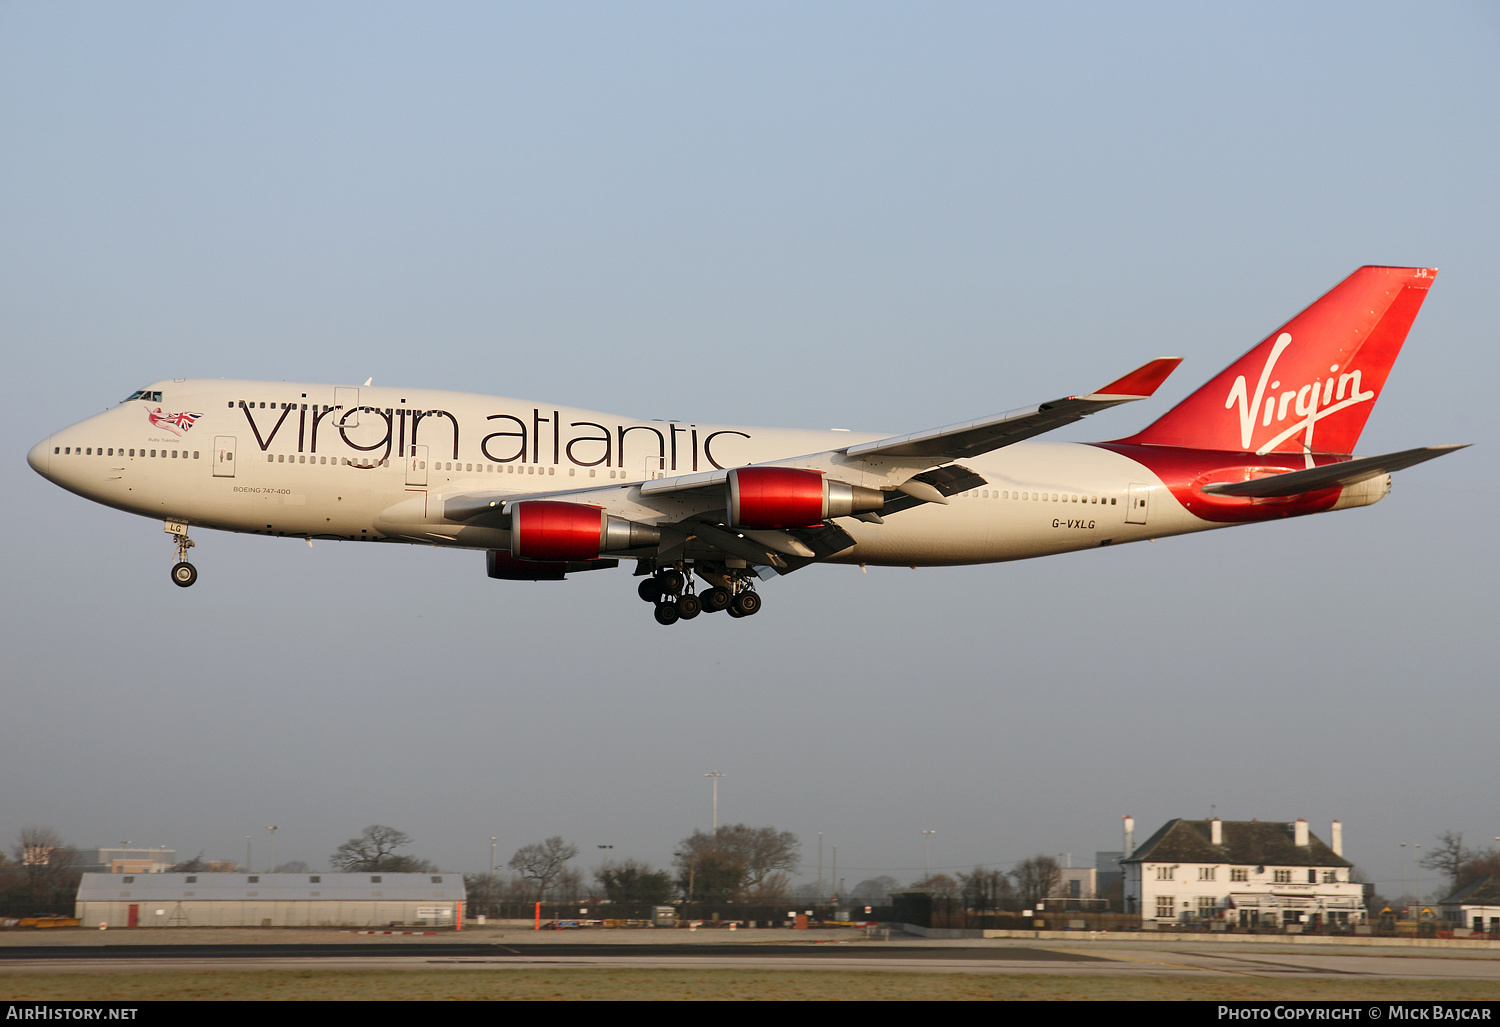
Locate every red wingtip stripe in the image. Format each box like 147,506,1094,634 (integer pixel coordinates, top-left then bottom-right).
1093,357,1183,398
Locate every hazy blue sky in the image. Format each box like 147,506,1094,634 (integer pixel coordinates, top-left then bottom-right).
3,2,1496,900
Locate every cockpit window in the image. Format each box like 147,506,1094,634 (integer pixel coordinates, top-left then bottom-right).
122,390,163,403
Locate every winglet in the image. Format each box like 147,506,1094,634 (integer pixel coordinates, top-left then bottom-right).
1084,357,1183,400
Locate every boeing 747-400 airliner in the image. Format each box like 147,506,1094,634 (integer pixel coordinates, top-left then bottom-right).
29,266,1466,624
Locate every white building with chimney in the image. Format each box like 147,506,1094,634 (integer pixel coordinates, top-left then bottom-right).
1121,817,1364,928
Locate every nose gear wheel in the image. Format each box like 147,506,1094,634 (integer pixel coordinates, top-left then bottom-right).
168,526,198,587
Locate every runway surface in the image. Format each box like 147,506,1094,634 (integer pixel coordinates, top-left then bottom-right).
3,939,1499,982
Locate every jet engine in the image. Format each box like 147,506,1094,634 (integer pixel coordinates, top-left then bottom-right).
726,467,884,529
509,500,661,561
486,550,618,581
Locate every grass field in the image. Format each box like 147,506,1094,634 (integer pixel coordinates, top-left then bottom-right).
5,969,1500,1001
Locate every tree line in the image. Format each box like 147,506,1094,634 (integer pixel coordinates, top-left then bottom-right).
13,821,1493,918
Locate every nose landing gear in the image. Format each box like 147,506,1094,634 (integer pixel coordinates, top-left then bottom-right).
167,521,197,588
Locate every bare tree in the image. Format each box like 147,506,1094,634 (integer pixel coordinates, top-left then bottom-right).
508,837,579,901
1010,855,1061,909
959,866,1016,913
1415,831,1500,896
850,876,900,905
464,872,504,918
913,873,960,900
744,871,792,905
464,869,536,916
676,848,743,905
595,859,675,904
1456,850,1500,893
552,866,584,903
8,826,81,916
1419,831,1471,887
331,826,435,872
673,824,800,902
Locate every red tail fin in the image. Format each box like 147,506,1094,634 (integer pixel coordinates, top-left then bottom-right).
1119,266,1437,455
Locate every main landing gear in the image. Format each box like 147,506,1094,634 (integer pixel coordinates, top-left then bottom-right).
636,563,762,626
167,521,198,588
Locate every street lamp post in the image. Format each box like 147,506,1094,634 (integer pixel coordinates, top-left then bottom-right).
1400,843,1410,919
705,771,725,841
267,826,278,873
1415,844,1422,919
922,829,936,880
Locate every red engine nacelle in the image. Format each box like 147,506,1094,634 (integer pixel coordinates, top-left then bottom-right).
486,550,618,581
510,501,661,560
727,467,883,528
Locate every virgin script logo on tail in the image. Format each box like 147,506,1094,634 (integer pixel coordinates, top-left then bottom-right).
1224,333,1375,454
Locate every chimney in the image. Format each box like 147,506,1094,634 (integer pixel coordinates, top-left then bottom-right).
1331,820,1342,857
1123,815,1135,859
1211,818,1222,846
1294,818,1309,847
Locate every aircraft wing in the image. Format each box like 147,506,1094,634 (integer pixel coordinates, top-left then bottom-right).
840,357,1181,461
633,356,1182,501
432,357,1181,571
1200,445,1469,498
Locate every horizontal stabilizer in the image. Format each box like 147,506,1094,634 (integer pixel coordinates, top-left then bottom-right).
1200,445,1468,497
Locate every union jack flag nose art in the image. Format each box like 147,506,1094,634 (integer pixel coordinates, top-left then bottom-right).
147,407,202,435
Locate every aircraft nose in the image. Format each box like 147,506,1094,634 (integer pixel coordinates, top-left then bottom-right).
28,437,52,479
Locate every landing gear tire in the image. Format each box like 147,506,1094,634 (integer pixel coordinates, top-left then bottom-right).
727,605,745,618
653,602,681,626
638,577,663,603
730,591,762,617
701,587,732,613
171,561,198,588
678,593,702,619
658,569,685,595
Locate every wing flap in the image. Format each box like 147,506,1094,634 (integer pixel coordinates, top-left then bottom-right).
880,464,987,516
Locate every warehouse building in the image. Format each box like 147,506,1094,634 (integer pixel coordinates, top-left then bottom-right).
76,872,465,928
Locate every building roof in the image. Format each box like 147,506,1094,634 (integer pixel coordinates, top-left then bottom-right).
1123,819,1351,869
75,872,465,902
1442,875,1500,907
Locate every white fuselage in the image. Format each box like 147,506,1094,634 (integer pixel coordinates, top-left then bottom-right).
29,379,1219,568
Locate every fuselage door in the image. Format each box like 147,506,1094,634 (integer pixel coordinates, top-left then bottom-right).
334,387,359,428
213,436,237,478
1125,483,1150,524
406,445,428,486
